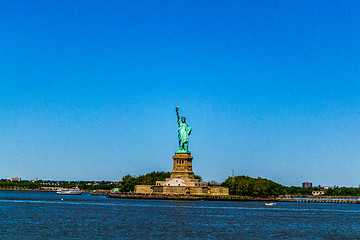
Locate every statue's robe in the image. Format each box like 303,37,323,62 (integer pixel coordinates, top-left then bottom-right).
177,120,192,149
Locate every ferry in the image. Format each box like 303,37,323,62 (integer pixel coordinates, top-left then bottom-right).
56,187,82,195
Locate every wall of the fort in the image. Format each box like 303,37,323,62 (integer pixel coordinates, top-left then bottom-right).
188,186,207,195
135,184,229,196
209,187,229,196
152,186,164,194
135,185,152,194
163,186,188,195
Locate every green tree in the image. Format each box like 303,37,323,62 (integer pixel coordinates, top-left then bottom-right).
222,176,285,197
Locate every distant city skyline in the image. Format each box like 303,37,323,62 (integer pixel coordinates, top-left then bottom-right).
1,1,360,186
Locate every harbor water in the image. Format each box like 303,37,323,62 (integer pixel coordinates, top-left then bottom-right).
1,191,360,239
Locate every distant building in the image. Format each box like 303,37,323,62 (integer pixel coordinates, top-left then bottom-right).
11,177,21,182
302,182,312,188
312,190,325,196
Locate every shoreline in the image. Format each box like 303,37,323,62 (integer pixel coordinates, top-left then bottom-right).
107,193,276,201
107,193,360,203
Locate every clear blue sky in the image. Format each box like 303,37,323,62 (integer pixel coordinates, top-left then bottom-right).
1,1,359,186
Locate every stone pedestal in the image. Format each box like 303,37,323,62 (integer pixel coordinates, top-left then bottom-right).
170,153,194,179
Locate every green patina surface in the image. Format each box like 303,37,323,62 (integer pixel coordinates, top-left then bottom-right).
176,106,191,154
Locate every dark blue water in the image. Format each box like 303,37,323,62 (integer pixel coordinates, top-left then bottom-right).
1,191,360,239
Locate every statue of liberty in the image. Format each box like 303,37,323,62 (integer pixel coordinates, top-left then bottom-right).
176,106,192,154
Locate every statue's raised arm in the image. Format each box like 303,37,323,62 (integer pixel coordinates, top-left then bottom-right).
176,106,180,123
175,106,191,154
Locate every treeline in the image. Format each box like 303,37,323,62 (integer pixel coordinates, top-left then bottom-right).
326,187,360,196
222,176,286,197
3,175,360,197
221,176,360,197
284,186,360,197
0,171,201,192
284,186,313,195
0,179,118,191
120,171,171,192
0,180,39,190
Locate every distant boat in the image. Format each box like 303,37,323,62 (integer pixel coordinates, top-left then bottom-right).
57,187,82,195
265,203,276,206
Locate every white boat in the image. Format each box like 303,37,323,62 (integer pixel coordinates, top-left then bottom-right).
265,203,276,206
56,187,82,195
